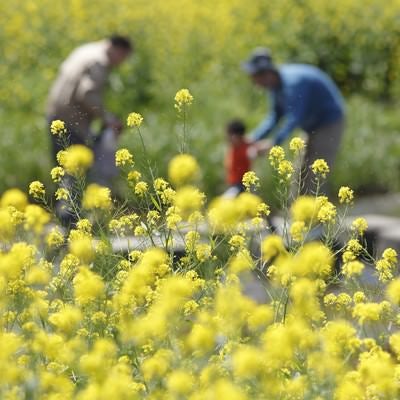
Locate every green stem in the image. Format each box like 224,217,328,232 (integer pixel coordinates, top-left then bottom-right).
137,127,155,182
181,105,187,154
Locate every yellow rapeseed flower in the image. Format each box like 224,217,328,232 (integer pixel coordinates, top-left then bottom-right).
134,181,148,197
82,184,112,211
50,119,67,136
346,239,363,255
174,88,194,112
173,185,205,218
127,112,143,128
291,195,318,223
317,201,337,224
28,181,45,199
50,166,65,183
115,148,134,167
311,159,330,178
167,370,194,394
168,153,200,187
353,291,367,303
290,220,307,242
351,217,368,236
261,234,286,261
0,207,17,242
386,279,400,304
127,170,142,185
242,171,260,191
289,137,306,153
166,206,182,230
49,305,82,335
235,192,262,220
277,159,294,181
342,260,365,278
76,218,92,233
55,188,69,201
60,145,93,176
376,259,394,282
187,324,215,353
232,345,264,378
69,236,95,264
293,241,333,279
46,227,64,248
207,197,238,233
352,302,384,324
257,202,271,217
229,250,253,273
229,234,246,250
247,305,273,330
24,204,50,233
383,248,397,265
73,266,105,305
268,145,285,168
338,186,354,204
1,188,28,211
195,243,212,262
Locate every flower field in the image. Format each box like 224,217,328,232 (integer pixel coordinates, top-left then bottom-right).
0,0,400,195
1,1,400,398
0,89,399,399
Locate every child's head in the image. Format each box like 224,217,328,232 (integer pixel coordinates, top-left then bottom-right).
226,119,246,145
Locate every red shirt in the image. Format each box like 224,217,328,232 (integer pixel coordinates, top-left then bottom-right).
225,142,251,185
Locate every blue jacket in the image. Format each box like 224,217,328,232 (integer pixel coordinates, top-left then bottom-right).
252,64,345,145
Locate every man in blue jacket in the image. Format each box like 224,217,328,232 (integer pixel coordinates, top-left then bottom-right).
242,48,345,194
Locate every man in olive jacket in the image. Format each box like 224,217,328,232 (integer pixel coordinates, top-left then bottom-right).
47,35,132,224
47,35,132,157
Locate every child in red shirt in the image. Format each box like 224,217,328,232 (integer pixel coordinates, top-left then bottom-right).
223,119,271,198
223,120,254,198
223,120,276,230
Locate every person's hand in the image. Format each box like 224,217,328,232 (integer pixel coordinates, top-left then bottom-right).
245,135,256,145
254,139,273,156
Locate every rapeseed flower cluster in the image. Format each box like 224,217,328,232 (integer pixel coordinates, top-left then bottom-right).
115,148,134,167
168,153,200,187
289,137,306,154
28,180,46,199
58,145,94,176
311,158,330,178
0,99,399,399
1,188,28,211
338,186,354,204
242,171,260,192
126,112,144,128
50,119,67,136
82,184,112,211
174,88,194,112
50,166,65,183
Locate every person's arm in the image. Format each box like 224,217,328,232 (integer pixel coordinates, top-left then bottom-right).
250,93,282,142
247,139,273,159
75,63,110,122
272,115,299,146
273,83,310,146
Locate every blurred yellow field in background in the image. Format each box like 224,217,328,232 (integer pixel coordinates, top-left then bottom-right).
0,0,399,197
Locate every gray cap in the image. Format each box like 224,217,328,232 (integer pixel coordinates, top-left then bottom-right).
242,47,275,75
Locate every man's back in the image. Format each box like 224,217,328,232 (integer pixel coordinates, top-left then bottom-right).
47,40,110,137
279,64,344,132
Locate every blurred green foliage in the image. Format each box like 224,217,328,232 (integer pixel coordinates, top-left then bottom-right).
0,0,399,198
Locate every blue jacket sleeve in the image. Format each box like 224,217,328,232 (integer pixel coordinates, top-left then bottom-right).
251,94,282,142
273,84,310,145
273,115,300,146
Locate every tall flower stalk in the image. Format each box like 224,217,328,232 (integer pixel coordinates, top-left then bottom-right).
174,88,194,154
